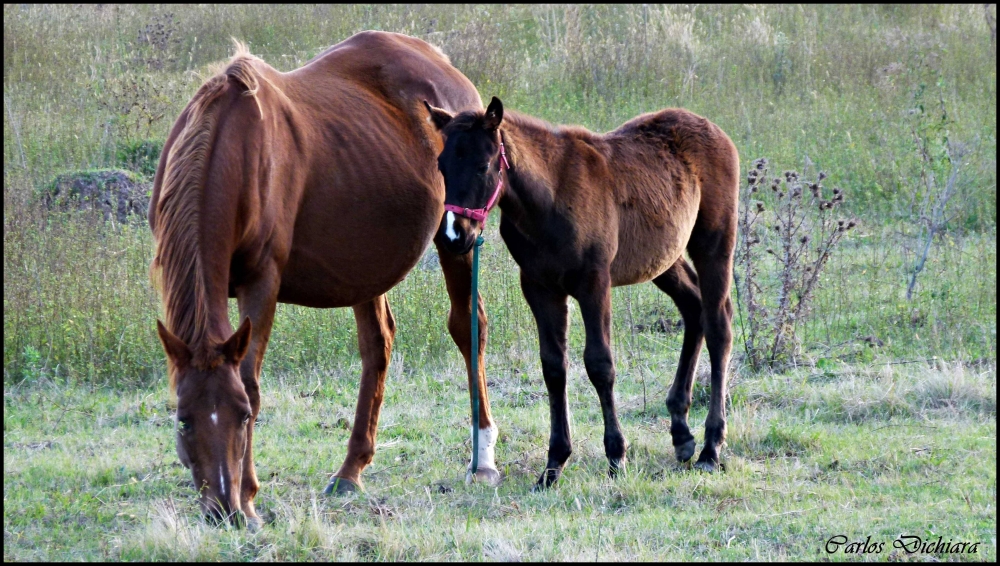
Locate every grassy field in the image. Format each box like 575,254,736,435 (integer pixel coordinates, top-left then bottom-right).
5,353,995,560
4,4,996,561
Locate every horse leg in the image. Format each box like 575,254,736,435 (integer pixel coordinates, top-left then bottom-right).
434,239,501,485
325,294,396,494
575,269,629,478
689,226,736,472
234,269,281,529
520,274,572,489
652,258,705,463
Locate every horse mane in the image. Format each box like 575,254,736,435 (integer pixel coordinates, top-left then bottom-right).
150,39,264,389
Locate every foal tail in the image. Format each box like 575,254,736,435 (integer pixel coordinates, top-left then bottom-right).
149,40,264,384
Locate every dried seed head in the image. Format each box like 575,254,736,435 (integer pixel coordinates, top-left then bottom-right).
800,235,809,243
756,159,767,170
774,225,781,231
847,219,857,229
832,188,841,195
766,248,774,254
818,171,827,181
838,219,845,226
756,202,765,212
778,191,784,199
750,185,758,193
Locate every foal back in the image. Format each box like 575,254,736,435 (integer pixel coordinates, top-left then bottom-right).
602,108,739,286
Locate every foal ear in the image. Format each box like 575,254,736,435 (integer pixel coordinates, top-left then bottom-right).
220,316,253,365
483,96,504,131
423,100,453,130
157,320,191,367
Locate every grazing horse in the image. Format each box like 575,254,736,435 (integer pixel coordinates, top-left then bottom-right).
426,97,739,488
149,31,503,528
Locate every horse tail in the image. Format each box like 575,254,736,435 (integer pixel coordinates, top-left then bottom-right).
149,40,263,391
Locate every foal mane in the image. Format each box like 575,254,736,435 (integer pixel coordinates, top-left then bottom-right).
150,40,264,386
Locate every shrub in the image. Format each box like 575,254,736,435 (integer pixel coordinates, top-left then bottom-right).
735,158,857,371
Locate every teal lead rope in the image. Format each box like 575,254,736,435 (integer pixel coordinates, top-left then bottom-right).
469,234,485,477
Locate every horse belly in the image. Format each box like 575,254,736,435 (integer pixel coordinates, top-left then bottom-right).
610,203,698,287
277,180,441,308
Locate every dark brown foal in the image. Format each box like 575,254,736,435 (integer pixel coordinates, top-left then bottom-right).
427,97,739,487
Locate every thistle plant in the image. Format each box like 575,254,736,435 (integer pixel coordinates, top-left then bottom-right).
735,158,857,371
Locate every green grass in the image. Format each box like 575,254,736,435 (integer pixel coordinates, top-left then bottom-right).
4,4,997,561
4,358,995,560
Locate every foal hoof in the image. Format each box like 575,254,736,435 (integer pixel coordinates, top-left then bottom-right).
693,451,724,473
608,457,627,479
532,468,561,491
323,476,361,495
674,439,696,463
465,466,502,486
693,460,718,473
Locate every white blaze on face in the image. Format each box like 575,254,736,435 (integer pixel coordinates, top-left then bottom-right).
219,464,227,499
469,424,499,472
445,211,459,241
211,412,218,426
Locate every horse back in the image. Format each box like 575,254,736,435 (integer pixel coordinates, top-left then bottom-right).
294,31,481,115
612,109,739,230
599,109,738,284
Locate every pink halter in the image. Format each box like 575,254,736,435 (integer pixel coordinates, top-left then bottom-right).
444,141,509,224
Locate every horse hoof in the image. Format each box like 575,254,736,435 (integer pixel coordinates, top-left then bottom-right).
323,476,361,495
608,458,627,479
532,468,560,491
466,466,502,486
246,515,263,532
693,458,725,473
674,439,696,463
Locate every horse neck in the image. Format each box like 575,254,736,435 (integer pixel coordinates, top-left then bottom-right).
154,68,248,359
498,113,562,230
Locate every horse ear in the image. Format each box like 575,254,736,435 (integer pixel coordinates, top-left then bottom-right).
157,320,191,367
220,316,252,365
483,96,504,131
423,100,453,130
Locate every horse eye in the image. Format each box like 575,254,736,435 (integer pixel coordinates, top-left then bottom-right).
242,413,252,425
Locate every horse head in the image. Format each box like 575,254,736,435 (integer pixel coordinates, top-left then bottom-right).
156,317,254,526
426,96,507,255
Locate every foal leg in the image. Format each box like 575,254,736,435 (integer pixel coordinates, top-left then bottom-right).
575,270,628,478
652,258,704,464
325,294,396,494
689,228,736,472
434,238,500,485
520,274,572,489
234,266,281,529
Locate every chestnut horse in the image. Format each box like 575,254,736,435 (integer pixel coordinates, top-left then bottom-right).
149,32,502,528
427,97,739,488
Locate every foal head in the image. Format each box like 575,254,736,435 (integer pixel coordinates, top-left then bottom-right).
425,96,507,255
156,317,253,525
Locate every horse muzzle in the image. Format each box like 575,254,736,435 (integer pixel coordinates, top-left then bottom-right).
438,210,479,255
